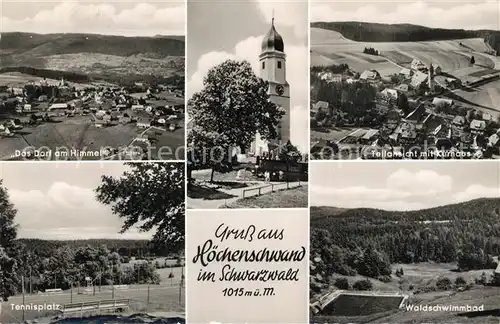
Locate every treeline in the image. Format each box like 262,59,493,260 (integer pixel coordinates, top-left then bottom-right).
9,243,166,294
311,21,482,42
0,66,91,83
18,238,178,259
310,198,500,283
363,47,379,55
310,68,384,127
1,32,185,57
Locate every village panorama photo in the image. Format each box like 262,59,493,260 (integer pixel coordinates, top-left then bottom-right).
310,0,500,160
0,1,185,161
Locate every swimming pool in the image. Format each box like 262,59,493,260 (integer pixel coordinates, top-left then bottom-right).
51,314,185,323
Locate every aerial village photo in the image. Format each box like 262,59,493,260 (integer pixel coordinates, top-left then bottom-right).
310,1,500,160
310,162,500,324
0,1,185,161
186,0,309,209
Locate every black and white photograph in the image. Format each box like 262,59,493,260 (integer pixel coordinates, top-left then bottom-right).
309,1,500,160
0,1,185,161
186,0,309,209
310,161,500,324
0,162,185,323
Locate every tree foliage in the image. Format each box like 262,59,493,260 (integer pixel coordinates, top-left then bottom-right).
0,180,20,301
187,60,285,175
278,140,302,163
95,162,185,254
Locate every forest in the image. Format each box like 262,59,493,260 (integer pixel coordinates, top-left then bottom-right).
310,198,500,288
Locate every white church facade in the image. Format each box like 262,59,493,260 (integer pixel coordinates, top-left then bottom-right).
251,18,291,157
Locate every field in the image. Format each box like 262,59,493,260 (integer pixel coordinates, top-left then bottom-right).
310,28,498,73
224,185,308,208
1,264,185,323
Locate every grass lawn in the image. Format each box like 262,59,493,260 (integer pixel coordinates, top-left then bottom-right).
223,185,308,208
191,169,261,182
187,181,256,200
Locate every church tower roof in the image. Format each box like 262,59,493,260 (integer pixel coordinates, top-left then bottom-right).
261,18,284,53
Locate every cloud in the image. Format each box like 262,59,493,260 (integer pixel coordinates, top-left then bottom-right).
255,0,308,39
2,2,185,36
311,168,498,210
453,185,500,202
310,1,498,30
386,169,453,196
187,36,308,152
9,182,151,240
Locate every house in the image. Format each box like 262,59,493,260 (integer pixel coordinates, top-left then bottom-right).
102,114,112,123
94,119,107,128
395,122,418,142
386,110,401,128
119,115,132,124
488,133,500,147
432,98,453,107
470,119,486,133
360,70,380,81
49,103,68,110
399,68,413,78
131,105,145,111
482,113,492,122
394,84,409,93
381,88,398,100
313,101,329,111
411,59,426,71
452,116,466,127
136,116,151,129
23,104,32,112
410,71,428,89
432,63,442,75
360,129,379,144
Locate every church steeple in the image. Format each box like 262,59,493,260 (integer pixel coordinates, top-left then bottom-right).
261,16,284,53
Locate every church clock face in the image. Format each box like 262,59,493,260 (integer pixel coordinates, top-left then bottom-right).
276,85,284,96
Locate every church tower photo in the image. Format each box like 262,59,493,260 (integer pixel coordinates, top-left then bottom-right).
255,17,291,153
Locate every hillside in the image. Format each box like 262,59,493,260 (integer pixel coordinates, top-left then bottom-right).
310,22,500,51
0,32,185,82
311,197,500,266
311,198,500,223
0,32,185,57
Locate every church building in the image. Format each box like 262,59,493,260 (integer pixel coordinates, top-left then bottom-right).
251,18,290,156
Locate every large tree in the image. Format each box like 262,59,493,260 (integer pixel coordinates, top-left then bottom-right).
279,140,302,163
187,60,285,182
95,162,185,254
0,180,20,301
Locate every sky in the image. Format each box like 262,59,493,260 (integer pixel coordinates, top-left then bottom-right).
187,0,309,152
0,162,158,240
310,162,500,211
310,0,500,30
1,0,185,36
